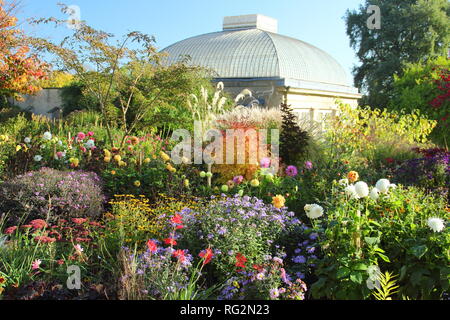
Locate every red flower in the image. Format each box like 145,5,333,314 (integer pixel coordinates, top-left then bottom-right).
30,219,47,229
235,253,247,269
176,224,185,230
171,214,183,225
34,236,56,243
57,259,64,265
385,157,395,164
72,218,87,225
164,238,177,246
0,277,5,284
199,248,214,265
173,249,186,263
4,226,17,235
146,240,158,253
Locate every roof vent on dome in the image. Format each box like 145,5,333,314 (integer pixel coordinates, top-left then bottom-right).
223,14,278,33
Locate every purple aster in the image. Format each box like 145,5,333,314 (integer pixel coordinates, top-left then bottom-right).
285,165,298,177
233,175,244,184
292,255,306,263
304,161,313,170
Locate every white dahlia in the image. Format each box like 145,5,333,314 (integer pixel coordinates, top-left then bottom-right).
427,217,445,233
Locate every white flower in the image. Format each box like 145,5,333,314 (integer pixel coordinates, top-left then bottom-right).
24,137,31,144
427,217,445,233
354,181,369,198
42,132,52,140
74,244,84,253
375,179,391,193
369,187,380,201
389,184,397,190
84,139,95,149
306,204,324,219
304,204,312,212
339,178,349,186
34,155,42,162
345,185,359,199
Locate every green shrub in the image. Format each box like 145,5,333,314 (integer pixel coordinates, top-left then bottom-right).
309,176,449,300
280,104,309,165
178,195,304,282
390,56,450,146
323,103,436,172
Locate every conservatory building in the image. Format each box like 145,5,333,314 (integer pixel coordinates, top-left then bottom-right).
161,14,361,122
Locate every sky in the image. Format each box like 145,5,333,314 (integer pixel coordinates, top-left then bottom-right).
15,0,366,81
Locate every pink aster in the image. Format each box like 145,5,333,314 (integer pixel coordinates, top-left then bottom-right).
285,165,298,177
31,259,42,270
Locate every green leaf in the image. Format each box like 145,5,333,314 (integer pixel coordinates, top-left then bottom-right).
364,237,380,246
336,267,351,279
410,245,428,259
399,265,408,281
376,252,391,263
350,272,364,284
353,263,368,271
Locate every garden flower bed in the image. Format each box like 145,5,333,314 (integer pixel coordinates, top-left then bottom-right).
0,104,448,301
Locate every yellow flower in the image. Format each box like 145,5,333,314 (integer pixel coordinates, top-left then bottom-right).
272,195,286,209
104,149,111,157
134,180,141,187
119,161,127,167
347,171,359,183
111,170,116,175
69,158,80,167
250,179,260,187
114,155,122,162
104,157,111,163
144,158,151,164
16,145,22,152
160,151,171,162
166,164,176,173
184,179,190,188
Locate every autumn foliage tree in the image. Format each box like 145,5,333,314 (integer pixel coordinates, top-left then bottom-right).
0,0,47,102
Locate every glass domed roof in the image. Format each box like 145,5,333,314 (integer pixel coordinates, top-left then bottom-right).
161,16,352,89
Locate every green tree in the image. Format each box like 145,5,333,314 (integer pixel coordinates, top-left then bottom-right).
31,4,209,148
390,56,449,146
345,0,450,107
